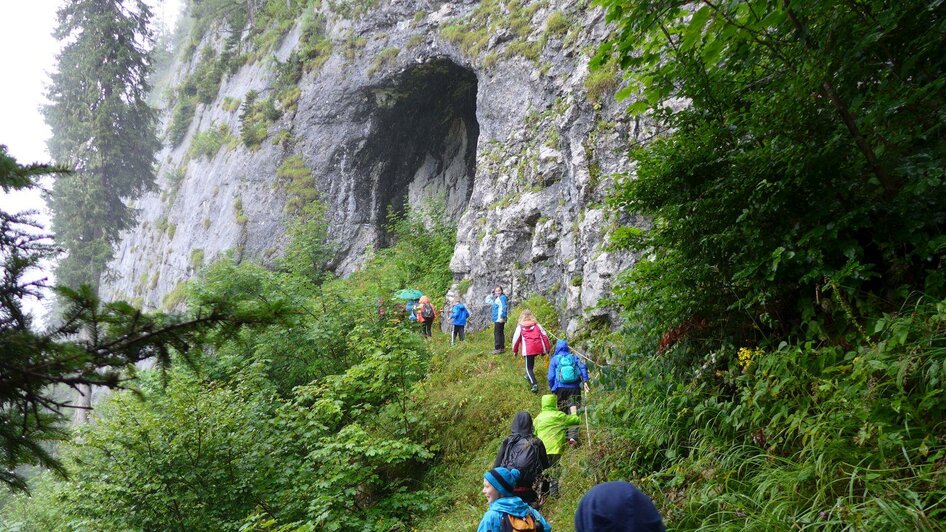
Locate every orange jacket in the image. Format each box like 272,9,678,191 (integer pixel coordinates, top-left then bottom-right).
416,296,438,323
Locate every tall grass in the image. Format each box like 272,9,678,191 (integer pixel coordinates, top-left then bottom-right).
595,298,946,530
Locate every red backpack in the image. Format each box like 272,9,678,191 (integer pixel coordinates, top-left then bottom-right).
517,324,550,356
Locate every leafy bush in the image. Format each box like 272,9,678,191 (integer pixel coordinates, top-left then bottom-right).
544,10,569,36
276,154,317,215
591,1,946,528
167,98,197,146
2,199,461,529
239,90,278,148
583,59,619,105
187,122,237,160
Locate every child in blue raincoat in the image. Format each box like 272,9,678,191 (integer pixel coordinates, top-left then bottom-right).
405,298,419,322
547,339,589,446
478,467,552,532
449,296,470,345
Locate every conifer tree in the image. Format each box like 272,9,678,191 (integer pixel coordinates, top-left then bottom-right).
44,0,160,292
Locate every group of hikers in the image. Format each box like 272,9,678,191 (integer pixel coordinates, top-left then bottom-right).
404,285,665,531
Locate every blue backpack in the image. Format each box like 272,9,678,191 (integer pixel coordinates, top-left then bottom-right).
556,354,580,385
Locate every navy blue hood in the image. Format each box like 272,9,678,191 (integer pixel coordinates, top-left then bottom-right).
574,481,665,532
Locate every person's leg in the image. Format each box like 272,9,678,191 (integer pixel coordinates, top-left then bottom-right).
544,454,561,498
458,325,465,342
525,355,538,391
566,389,582,442
525,356,537,385
493,321,505,352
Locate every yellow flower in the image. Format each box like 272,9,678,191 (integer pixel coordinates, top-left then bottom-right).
738,347,762,372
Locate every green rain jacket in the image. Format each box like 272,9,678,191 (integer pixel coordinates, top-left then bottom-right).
534,394,580,455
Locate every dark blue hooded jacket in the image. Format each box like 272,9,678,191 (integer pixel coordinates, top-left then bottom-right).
548,339,589,391
574,481,665,532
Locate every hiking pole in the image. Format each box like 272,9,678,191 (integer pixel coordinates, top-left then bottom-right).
582,384,599,484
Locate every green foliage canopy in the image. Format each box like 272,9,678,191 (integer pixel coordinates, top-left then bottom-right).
597,0,946,350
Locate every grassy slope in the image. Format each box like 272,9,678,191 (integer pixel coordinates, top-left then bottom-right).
411,327,607,531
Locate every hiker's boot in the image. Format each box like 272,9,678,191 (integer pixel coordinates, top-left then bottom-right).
531,384,539,393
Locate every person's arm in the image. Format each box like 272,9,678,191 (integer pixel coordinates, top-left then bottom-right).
579,357,589,382
536,437,550,470
484,294,494,305
537,324,551,354
556,411,581,428
511,325,522,354
499,295,508,319
495,439,508,468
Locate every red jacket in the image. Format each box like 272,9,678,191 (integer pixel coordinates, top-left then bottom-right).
512,321,551,357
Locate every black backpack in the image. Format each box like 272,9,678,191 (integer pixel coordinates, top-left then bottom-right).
501,438,544,487
422,303,434,319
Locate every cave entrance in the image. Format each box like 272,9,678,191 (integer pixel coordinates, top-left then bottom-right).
362,58,478,244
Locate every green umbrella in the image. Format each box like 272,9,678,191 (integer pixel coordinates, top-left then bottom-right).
394,289,424,300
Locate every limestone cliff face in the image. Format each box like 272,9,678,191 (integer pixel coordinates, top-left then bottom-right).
102,0,652,333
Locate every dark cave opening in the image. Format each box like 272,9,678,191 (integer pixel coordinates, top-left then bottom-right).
358,58,479,244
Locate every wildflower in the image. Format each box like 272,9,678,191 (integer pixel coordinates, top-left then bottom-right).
737,347,762,372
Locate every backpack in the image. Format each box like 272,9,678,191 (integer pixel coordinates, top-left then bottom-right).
556,354,580,385
421,303,434,319
502,438,544,486
500,513,544,532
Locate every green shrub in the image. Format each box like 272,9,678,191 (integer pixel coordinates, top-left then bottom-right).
239,90,278,148
327,0,379,19
340,31,368,62
367,47,400,76
545,10,569,36
584,60,620,105
233,197,248,226
406,34,425,48
188,123,237,160
190,248,205,270
222,96,241,112
167,98,196,146
276,154,317,215
299,13,333,71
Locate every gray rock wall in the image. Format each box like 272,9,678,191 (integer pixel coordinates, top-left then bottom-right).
102,0,653,333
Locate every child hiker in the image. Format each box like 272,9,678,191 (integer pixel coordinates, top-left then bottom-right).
494,412,549,507
478,467,552,532
416,295,437,338
484,286,509,353
512,309,551,393
534,394,580,498
547,339,590,446
449,296,470,345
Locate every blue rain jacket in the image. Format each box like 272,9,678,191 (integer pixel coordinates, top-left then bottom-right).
477,496,552,532
484,294,509,322
548,339,589,391
450,303,470,326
